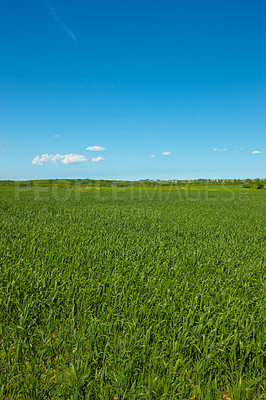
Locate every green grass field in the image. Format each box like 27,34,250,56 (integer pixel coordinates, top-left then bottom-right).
0,187,265,399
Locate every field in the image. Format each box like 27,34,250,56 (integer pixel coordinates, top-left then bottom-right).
0,186,265,399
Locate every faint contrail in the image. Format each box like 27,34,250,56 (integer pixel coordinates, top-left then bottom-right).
45,0,76,42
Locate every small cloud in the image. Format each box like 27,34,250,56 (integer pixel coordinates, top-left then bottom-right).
251,150,262,154
32,153,107,165
91,156,105,162
86,146,106,151
235,146,244,150
32,153,88,166
32,154,64,166
53,134,62,138
149,154,155,158
161,151,171,156
61,154,88,164
213,148,228,152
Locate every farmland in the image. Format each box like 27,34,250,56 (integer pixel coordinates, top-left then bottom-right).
0,186,265,399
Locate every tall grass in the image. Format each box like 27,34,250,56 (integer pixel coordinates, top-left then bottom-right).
0,187,265,399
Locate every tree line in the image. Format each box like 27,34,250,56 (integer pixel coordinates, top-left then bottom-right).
0,178,265,189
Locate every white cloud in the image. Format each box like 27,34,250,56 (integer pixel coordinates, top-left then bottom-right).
91,156,105,162
235,146,244,150
86,146,106,151
61,154,88,164
161,151,171,156
251,150,262,154
213,148,228,152
32,153,88,166
32,154,64,165
53,134,62,138
149,155,155,158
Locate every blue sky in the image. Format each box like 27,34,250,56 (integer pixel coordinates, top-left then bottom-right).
0,0,265,180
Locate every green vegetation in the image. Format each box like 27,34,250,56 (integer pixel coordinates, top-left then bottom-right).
0,187,265,399
0,177,265,190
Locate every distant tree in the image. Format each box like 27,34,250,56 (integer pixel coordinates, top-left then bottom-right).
256,182,264,189
242,180,251,188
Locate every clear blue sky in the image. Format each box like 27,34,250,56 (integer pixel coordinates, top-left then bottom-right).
0,0,265,180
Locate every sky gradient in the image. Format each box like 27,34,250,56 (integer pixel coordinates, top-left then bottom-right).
0,0,265,180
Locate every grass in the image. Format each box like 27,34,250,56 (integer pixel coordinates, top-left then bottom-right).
0,187,265,399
